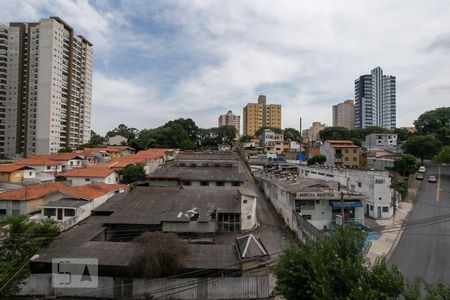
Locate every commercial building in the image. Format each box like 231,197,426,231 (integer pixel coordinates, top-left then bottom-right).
218,110,240,136
0,17,93,157
355,67,396,130
320,140,360,168
332,99,355,129
257,171,366,232
297,165,396,219
243,95,281,136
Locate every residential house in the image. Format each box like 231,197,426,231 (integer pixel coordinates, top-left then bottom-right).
48,153,86,170
0,165,36,183
107,135,127,146
15,157,64,173
39,183,126,230
62,168,120,186
259,129,284,155
321,140,360,168
297,165,396,219
363,150,402,171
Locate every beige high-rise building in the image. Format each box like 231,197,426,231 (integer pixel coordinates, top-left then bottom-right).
308,122,326,142
0,17,92,157
332,99,355,129
218,110,240,136
243,95,281,136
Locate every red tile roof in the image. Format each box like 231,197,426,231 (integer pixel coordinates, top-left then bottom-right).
61,168,116,178
49,152,85,161
135,149,167,159
0,182,127,201
0,164,33,172
327,140,359,148
16,157,62,166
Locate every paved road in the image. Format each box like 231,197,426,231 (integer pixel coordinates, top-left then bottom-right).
237,154,291,257
389,163,450,283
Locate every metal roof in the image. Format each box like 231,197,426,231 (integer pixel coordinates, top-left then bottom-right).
150,166,245,182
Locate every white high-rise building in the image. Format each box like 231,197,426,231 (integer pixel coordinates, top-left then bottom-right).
0,17,92,157
354,67,396,130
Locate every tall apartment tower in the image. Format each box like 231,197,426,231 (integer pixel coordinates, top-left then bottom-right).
243,95,281,136
0,17,92,157
354,67,396,130
218,110,240,136
332,99,355,129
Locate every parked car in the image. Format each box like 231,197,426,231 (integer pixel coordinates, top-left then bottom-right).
428,175,437,183
416,173,424,180
419,166,427,173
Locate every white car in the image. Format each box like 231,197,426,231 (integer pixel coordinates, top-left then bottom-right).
419,166,426,173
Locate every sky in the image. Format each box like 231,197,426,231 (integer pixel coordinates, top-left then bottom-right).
2,0,450,135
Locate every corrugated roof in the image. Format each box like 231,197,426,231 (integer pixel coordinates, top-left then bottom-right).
150,166,245,182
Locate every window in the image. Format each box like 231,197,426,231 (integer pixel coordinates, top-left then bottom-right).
200,181,209,186
370,205,373,211
85,178,90,182
353,157,357,161
182,181,191,186
353,149,357,154
0,209,6,215
382,207,389,213
216,181,225,186
232,182,240,186
44,208,56,216
358,182,362,188
315,200,320,204
302,215,312,220
64,209,75,217
243,199,248,204
247,215,252,219
46,166,51,170
344,157,349,161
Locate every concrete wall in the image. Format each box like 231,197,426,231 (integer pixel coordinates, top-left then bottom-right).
298,166,393,219
68,172,119,187
240,194,257,230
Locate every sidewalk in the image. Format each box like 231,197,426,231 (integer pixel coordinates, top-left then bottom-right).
365,178,421,264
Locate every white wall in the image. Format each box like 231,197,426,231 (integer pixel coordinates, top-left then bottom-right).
240,194,257,230
68,172,119,187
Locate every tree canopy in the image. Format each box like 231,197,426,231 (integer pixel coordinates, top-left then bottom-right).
414,107,450,135
307,154,326,166
255,127,283,137
434,146,450,164
394,154,420,177
403,135,442,163
0,216,59,297
121,164,146,184
283,128,301,141
106,124,139,141
274,227,404,299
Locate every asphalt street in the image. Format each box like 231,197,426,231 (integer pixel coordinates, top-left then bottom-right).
389,163,450,284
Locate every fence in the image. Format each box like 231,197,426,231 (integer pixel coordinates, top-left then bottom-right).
20,274,274,299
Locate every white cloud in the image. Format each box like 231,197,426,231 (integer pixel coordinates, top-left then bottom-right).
2,0,450,133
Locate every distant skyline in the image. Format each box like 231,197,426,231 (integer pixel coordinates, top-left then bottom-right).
2,0,450,134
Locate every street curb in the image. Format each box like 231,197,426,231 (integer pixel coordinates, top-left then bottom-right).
386,180,422,261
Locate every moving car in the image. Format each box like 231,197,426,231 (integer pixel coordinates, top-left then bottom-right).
419,166,426,173
428,175,437,183
416,173,424,180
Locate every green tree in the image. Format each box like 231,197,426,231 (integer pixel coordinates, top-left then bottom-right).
434,146,450,164
403,135,442,164
307,154,326,166
392,179,409,200
0,216,59,297
394,154,419,177
90,130,106,145
121,164,146,184
106,124,139,141
284,128,301,141
163,118,198,142
216,125,237,145
58,147,73,153
239,135,253,143
414,107,450,136
393,128,414,142
274,227,404,300
319,127,351,141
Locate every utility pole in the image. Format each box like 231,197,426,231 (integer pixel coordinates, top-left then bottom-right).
338,182,344,226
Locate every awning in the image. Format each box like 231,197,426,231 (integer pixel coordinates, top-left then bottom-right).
329,200,363,209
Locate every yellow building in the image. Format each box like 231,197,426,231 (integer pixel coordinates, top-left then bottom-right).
0,165,36,183
243,95,281,136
